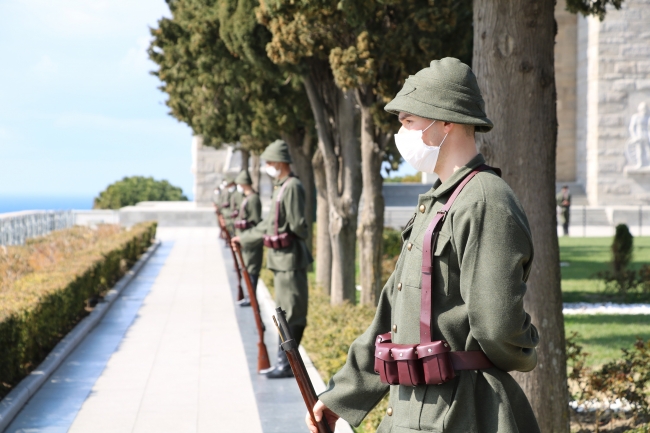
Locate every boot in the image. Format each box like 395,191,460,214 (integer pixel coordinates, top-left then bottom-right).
237,297,251,307
260,336,293,378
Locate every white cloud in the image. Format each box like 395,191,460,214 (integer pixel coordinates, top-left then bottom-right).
120,36,154,76
0,0,170,39
32,55,58,79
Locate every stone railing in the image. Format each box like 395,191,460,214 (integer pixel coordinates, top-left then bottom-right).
0,211,74,246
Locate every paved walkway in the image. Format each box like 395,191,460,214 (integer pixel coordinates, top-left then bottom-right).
4,228,270,433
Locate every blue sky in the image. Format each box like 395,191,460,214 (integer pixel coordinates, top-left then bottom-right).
0,1,416,203
0,0,193,199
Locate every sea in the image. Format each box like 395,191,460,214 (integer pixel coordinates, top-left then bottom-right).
0,195,94,214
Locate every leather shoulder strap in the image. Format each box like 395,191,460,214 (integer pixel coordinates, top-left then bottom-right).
420,165,496,342
274,177,294,236
239,196,250,219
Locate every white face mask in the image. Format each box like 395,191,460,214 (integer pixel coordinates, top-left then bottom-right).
266,165,279,178
236,185,244,194
394,121,448,173
228,185,236,193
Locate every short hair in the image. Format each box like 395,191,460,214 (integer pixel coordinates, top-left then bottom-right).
562,185,569,189
462,124,475,137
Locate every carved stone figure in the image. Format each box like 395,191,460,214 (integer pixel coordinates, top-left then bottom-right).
625,102,650,169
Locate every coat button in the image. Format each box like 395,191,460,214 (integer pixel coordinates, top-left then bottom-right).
419,204,426,213
387,407,393,416
407,243,412,251
397,282,402,291
392,324,397,333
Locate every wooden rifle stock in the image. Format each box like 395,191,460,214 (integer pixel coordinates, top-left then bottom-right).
234,245,271,372
273,308,333,433
216,210,244,301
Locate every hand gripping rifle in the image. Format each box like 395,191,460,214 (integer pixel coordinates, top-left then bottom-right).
233,244,271,371
272,308,333,433
215,208,244,302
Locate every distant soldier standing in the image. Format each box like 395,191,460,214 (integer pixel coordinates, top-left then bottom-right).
307,58,540,433
233,169,263,307
556,185,571,236
232,140,313,379
220,174,240,235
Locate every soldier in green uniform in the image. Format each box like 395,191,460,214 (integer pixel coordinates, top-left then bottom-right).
219,173,239,235
232,139,313,379
307,58,540,433
556,185,571,236
233,169,263,307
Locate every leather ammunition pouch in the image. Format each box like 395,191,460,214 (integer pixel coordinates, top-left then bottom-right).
263,178,295,250
234,220,253,230
374,165,499,386
263,232,293,249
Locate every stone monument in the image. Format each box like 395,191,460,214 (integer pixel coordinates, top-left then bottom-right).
190,135,228,207
555,0,650,205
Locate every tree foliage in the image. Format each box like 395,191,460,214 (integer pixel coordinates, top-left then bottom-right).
566,0,623,20
257,0,473,166
93,176,187,209
149,0,313,152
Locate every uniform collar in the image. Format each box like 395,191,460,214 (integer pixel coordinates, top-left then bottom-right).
273,173,294,187
431,153,486,198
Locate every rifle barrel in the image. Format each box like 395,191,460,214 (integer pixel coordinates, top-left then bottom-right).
235,246,271,372
274,310,333,433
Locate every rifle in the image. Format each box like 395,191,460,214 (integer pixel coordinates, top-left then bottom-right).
233,244,271,372
215,209,244,301
272,308,333,433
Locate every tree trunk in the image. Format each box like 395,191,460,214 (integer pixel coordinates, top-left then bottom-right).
303,64,362,305
313,148,332,295
283,129,315,254
473,1,569,432
240,148,250,172
357,91,389,306
250,153,261,193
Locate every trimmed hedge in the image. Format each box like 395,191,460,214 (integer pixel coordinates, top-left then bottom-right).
0,222,156,398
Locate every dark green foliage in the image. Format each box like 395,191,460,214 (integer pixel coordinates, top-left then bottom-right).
258,0,474,169
613,224,634,274
148,0,313,152
0,223,156,398
382,227,402,259
566,0,624,20
93,176,187,209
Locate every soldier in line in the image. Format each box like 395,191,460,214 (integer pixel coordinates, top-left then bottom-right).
233,169,263,307
219,174,240,236
556,185,571,236
232,139,313,379
307,58,540,433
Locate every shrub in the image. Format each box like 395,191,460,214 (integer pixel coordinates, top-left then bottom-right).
0,222,156,398
613,224,633,274
596,224,645,299
567,333,650,431
301,288,388,432
93,176,188,209
384,173,422,183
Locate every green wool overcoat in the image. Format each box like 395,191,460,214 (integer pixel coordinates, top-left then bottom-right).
235,192,263,275
222,190,242,234
319,154,540,433
239,175,313,271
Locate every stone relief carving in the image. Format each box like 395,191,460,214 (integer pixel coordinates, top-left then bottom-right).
625,102,650,169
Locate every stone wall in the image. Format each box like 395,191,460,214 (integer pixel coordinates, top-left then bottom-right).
190,136,228,207
577,0,650,205
555,0,578,182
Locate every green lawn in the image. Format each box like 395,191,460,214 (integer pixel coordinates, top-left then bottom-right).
559,236,650,303
564,314,650,367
